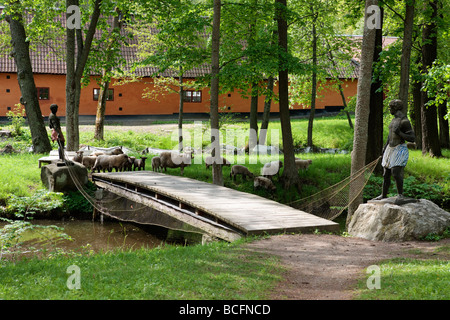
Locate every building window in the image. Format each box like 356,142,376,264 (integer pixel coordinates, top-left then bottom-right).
93,88,114,101
183,90,202,103
37,87,50,100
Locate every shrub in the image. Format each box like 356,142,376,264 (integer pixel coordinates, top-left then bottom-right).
6,104,26,137
62,181,96,214
5,189,65,217
364,175,445,206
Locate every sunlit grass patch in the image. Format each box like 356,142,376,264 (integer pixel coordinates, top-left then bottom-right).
356,258,450,300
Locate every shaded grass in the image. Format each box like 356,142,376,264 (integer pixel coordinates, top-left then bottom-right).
0,239,284,300
406,149,450,195
356,257,450,300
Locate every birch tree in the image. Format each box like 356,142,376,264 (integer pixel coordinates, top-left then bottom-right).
65,0,102,151
210,0,223,185
276,0,299,190
347,0,378,225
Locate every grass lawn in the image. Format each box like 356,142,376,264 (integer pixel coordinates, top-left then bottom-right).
0,239,283,300
356,256,450,300
0,153,43,201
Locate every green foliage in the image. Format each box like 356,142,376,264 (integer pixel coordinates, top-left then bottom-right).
421,228,450,242
6,104,26,137
62,182,96,214
5,189,65,217
0,126,33,153
405,149,450,205
422,60,450,119
364,175,446,206
403,176,443,202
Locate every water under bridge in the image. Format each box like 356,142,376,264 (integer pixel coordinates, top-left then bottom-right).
91,171,339,242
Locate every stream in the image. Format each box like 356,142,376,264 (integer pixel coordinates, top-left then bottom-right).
0,219,165,256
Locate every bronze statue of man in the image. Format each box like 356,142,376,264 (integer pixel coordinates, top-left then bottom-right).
374,99,416,200
48,104,65,163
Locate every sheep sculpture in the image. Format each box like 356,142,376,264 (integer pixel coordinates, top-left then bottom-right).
73,151,83,163
92,154,130,173
71,150,96,171
123,156,136,171
254,176,276,192
92,147,123,157
151,156,162,172
133,156,147,171
261,160,283,180
230,165,254,181
295,159,312,171
204,156,231,169
81,155,97,171
159,151,193,175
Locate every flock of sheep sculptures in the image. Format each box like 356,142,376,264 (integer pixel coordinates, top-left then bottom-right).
72,147,313,193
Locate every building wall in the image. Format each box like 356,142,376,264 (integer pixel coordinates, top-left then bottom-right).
0,72,357,117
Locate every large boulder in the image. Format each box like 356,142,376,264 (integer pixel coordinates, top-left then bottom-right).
348,197,450,241
41,162,88,192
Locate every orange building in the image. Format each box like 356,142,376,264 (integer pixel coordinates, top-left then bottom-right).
0,27,360,119
0,72,358,119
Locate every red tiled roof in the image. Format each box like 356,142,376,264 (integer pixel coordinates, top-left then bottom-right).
0,10,211,78
0,10,396,79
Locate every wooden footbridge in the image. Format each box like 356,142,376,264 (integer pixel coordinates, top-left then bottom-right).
92,171,339,242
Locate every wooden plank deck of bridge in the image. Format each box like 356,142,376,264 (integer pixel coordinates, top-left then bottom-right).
92,171,339,238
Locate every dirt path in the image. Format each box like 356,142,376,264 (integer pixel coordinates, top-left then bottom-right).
246,234,449,300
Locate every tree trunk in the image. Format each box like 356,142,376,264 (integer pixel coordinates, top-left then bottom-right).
276,0,299,191
338,83,354,129
307,13,317,148
347,0,378,226
259,27,277,145
411,76,422,149
259,75,274,145
366,6,383,174
438,100,450,148
65,0,102,151
94,10,122,141
210,0,223,186
249,82,259,151
5,3,52,154
178,70,184,152
94,74,109,141
420,0,441,157
398,0,415,114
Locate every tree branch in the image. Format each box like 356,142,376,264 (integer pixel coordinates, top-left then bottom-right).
380,0,405,22
75,0,102,80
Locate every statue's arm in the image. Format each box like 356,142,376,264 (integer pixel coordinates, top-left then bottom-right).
396,120,415,143
382,134,390,153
